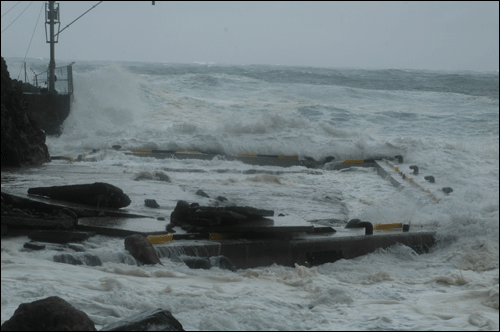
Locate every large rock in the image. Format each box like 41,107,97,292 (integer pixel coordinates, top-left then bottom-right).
170,200,274,230
124,234,163,265
181,257,212,269
28,182,131,208
0,296,97,331
1,57,50,167
53,253,102,266
101,308,184,331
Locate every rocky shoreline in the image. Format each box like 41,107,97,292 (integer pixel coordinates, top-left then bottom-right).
1,180,264,331
1,56,51,167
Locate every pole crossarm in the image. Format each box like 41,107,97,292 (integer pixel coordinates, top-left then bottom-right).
55,1,103,37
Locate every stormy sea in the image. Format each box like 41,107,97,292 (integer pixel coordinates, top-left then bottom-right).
2,58,499,330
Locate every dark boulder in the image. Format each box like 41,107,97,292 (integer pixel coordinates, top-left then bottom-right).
211,255,237,272
82,253,102,266
166,223,176,233
442,187,453,194
153,171,171,182
181,257,212,269
170,200,190,226
0,296,97,331
53,253,102,267
28,182,131,208
216,196,228,202
53,253,84,265
170,200,274,230
145,199,160,208
23,241,46,251
1,57,51,167
124,234,163,265
101,308,184,331
196,189,210,198
28,230,95,244
424,175,435,183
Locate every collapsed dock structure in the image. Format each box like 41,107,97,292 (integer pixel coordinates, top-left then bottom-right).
4,148,441,269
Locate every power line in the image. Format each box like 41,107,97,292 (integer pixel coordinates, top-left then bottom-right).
17,1,45,80
1,1,34,34
1,1,22,18
55,1,103,37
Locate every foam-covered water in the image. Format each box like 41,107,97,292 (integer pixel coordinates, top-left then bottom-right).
2,58,499,330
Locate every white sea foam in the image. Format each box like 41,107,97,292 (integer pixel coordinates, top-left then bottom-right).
2,59,499,330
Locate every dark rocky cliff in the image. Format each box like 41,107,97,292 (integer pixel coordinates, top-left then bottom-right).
1,57,51,167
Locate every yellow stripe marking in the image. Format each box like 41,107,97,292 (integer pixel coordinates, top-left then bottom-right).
146,234,173,244
373,223,403,231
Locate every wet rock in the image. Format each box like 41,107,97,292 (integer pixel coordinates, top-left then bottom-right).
28,182,131,208
23,241,46,251
28,230,95,244
124,234,163,265
61,207,78,221
53,253,84,265
216,196,228,202
170,200,274,230
442,187,453,194
196,189,210,198
324,156,335,163
181,257,211,269
135,171,155,180
0,296,97,331
101,308,184,331
157,216,165,221
1,57,51,167
166,223,176,233
170,200,190,226
211,255,237,272
68,243,86,252
82,253,102,266
145,199,160,208
424,175,435,183
153,171,171,182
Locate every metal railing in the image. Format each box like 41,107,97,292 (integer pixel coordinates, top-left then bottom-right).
31,62,74,95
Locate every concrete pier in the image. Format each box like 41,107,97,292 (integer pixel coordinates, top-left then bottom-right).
155,230,435,268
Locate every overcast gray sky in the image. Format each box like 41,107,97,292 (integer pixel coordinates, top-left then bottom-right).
1,1,498,71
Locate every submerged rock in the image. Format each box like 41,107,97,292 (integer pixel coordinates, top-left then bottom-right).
211,255,237,272
124,234,163,266
101,308,184,331
135,171,171,182
145,199,160,208
28,182,131,208
153,171,171,182
0,296,97,331
196,189,210,198
181,257,212,270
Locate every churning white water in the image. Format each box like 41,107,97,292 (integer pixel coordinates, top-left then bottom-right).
2,58,498,330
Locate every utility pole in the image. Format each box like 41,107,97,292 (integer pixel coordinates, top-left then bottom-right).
45,1,60,94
